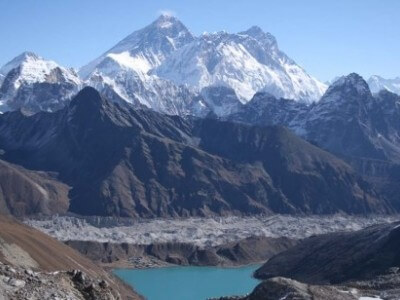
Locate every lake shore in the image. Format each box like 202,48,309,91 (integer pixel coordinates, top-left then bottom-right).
113,264,262,300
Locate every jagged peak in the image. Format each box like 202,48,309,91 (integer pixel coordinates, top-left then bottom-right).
0,51,42,75
239,26,278,47
145,14,189,32
243,25,264,35
154,13,178,26
329,73,370,92
13,51,40,61
320,73,372,103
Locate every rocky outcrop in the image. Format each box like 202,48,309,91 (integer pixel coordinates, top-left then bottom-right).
219,274,400,300
221,222,400,300
219,277,357,300
254,221,400,284
0,263,132,300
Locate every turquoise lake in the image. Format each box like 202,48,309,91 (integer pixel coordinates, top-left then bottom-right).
114,264,261,300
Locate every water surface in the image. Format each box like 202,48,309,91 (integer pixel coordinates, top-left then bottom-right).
114,264,261,300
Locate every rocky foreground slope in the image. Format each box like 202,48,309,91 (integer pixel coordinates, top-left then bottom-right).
0,87,392,217
0,216,140,299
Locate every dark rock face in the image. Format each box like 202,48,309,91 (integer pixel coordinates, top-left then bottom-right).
66,236,297,267
303,74,400,163
0,87,392,217
254,221,400,284
228,92,308,127
193,119,388,214
220,222,400,300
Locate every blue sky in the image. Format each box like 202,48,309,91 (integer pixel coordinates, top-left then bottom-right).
0,0,399,81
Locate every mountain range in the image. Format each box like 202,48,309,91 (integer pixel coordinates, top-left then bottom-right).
230,73,400,163
1,15,398,118
0,87,391,217
0,14,328,116
1,13,400,300
0,14,399,218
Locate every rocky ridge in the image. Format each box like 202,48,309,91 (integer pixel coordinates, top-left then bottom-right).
0,87,391,217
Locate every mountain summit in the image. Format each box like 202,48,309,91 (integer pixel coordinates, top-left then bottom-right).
0,52,81,113
79,14,194,78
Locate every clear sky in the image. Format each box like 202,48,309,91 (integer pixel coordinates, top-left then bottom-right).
0,0,399,82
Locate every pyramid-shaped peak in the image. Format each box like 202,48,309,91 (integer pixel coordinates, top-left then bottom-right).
331,73,368,88
243,26,264,35
240,26,278,47
13,51,40,61
323,73,371,99
0,51,42,75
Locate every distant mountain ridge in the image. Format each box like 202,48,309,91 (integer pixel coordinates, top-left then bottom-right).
229,73,400,164
368,75,400,95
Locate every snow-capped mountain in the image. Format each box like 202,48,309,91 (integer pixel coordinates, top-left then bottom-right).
1,15,328,116
79,15,326,116
80,14,195,78
368,75,400,95
0,52,81,113
155,26,327,104
79,14,202,115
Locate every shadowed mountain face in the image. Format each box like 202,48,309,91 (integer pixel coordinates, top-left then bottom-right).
0,87,392,217
254,221,400,284
219,222,400,300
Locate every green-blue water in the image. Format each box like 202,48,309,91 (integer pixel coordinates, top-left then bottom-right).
114,264,261,300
